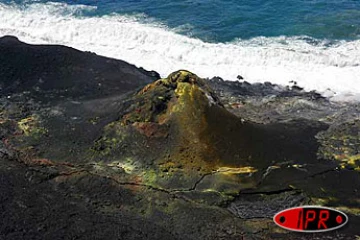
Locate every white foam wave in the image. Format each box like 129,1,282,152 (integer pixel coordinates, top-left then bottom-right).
1,2,360,101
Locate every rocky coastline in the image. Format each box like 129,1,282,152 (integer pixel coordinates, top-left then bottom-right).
0,35,359,240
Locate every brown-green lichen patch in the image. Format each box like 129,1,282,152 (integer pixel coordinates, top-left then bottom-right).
92,122,129,156
216,166,258,174
317,120,360,168
140,167,203,191
90,159,136,174
310,197,339,206
17,115,47,139
339,154,360,165
195,167,258,195
140,169,159,186
334,206,360,215
123,82,173,125
196,170,258,195
88,116,100,125
0,115,48,158
110,158,138,174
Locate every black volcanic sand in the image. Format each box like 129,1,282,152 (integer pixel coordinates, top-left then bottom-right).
0,36,359,240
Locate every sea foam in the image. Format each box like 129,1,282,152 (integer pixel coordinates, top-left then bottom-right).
1,2,359,101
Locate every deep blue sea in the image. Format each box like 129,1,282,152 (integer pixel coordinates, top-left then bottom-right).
1,0,360,99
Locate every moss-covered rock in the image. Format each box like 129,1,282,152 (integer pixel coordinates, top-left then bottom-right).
91,70,329,200
17,115,47,139
91,70,259,194
317,120,360,169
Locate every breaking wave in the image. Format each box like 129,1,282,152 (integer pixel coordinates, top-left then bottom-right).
1,2,360,100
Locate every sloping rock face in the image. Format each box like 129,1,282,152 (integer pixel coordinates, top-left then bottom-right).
92,70,261,193
0,35,159,99
91,70,333,197
0,38,359,239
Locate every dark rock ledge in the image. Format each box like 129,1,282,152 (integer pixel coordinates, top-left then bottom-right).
0,36,359,240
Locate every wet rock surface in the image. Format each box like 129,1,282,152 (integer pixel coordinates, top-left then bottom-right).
0,36,359,239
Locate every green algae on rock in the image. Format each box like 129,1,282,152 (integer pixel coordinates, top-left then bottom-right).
91,70,342,200
17,115,48,139
92,70,263,195
317,120,360,170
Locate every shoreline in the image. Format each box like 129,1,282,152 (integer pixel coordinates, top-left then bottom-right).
0,35,359,239
2,34,360,103
1,0,359,96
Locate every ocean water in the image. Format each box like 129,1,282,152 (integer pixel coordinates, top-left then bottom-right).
0,0,360,100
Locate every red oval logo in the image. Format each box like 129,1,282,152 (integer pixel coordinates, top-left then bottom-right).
273,206,348,233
